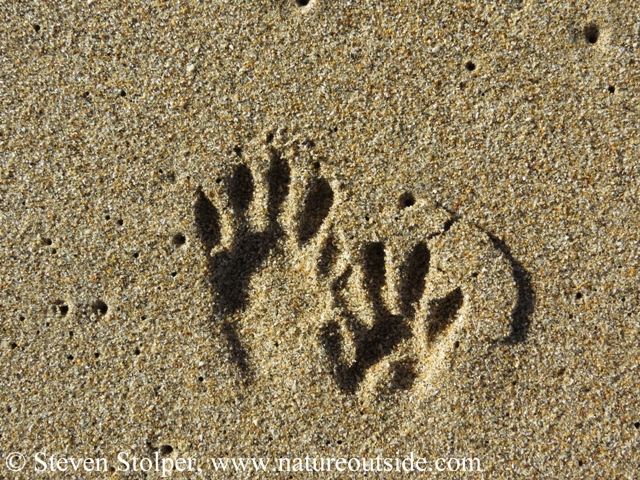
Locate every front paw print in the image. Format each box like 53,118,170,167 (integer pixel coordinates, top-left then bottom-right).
193,129,336,379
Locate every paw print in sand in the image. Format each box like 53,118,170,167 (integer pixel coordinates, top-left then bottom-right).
192,128,531,395
193,129,335,378
317,196,522,398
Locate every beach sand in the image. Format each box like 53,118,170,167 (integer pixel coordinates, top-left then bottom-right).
1,0,639,477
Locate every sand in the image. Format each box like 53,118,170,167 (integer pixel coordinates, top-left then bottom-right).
1,0,639,478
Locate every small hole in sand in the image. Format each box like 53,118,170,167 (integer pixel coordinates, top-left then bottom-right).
10,342,17,349
92,300,108,316
67,354,74,360
160,445,173,455
608,85,615,94
399,192,415,209
69,331,74,337
60,305,68,315
117,219,123,226
33,24,41,32
120,90,126,97
634,422,639,429
575,292,583,300
105,215,110,220
19,316,25,321
134,348,141,355
454,341,460,348
94,352,100,358
172,233,186,246
266,132,274,143
584,23,599,44
465,61,476,71
313,161,321,169
171,272,177,277
198,376,204,382
233,146,242,157
51,248,57,254
297,0,310,5
43,238,52,246
133,252,139,258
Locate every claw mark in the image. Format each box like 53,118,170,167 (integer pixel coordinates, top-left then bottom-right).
228,164,254,218
298,178,334,245
399,242,430,316
194,189,221,250
425,287,463,343
266,149,291,222
362,242,386,307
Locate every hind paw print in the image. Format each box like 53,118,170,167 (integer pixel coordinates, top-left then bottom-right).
193,129,336,378
317,199,518,398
